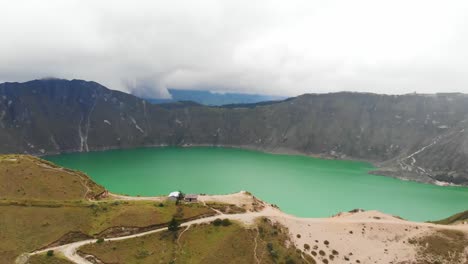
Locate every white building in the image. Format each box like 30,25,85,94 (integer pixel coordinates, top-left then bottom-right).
168,191,181,201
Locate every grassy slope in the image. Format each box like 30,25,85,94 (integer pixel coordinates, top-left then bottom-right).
0,201,213,263
431,210,468,225
28,253,74,264
409,229,468,263
0,155,104,200
0,155,214,263
80,219,314,264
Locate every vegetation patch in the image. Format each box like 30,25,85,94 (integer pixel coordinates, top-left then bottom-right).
79,219,314,264
27,253,74,264
0,200,213,263
0,155,104,200
408,229,468,263
257,217,316,264
431,210,468,225
205,202,247,214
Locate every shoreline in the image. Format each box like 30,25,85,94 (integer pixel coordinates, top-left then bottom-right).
39,143,468,187
106,190,467,224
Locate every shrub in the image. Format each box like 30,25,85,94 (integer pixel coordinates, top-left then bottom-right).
266,243,278,259
212,218,231,226
267,242,274,251
96,238,104,244
212,218,223,226
221,219,232,226
168,217,180,231
135,249,150,259
304,244,310,250
46,250,54,257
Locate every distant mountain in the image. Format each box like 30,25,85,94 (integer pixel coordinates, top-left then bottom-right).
144,89,285,106
2,79,468,185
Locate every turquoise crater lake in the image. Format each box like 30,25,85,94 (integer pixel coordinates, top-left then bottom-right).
45,147,468,221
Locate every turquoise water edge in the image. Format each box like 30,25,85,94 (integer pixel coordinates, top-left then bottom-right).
45,147,468,221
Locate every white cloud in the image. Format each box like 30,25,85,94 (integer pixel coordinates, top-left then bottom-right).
1,0,468,97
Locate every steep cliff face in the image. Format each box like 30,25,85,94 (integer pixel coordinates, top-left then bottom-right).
1,79,468,185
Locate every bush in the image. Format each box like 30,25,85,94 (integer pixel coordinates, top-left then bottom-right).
168,217,180,231
267,242,274,251
266,243,278,259
46,250,54,257
212,218,222,226
96,238,104,244
285,257,296,264
221,219,232,226
135,249,150,259
212,218,232,226
304,243,310,250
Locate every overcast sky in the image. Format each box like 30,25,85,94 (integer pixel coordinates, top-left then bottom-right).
1,0,468,98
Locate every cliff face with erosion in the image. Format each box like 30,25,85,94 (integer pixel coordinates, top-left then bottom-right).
1,79,468,185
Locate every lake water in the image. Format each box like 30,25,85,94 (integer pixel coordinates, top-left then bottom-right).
45,147,468,221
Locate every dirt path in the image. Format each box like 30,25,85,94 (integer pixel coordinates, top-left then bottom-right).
253,228,260,264
25,211,266,264
107,193,165,201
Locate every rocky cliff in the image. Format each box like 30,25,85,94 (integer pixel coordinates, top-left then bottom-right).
1,79,468,185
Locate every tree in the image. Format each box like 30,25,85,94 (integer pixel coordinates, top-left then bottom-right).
168,217,180,231
175,190,185,205
46,250,54,257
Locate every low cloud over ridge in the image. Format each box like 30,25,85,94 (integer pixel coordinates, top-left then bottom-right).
1,0,468,97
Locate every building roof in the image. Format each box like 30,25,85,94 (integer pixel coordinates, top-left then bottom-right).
185,194,198,199
168,191,181,197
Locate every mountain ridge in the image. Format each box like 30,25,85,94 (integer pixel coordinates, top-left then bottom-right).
2,79,468,185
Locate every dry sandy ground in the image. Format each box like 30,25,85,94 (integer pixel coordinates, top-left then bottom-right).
201,192,468,264
273,211,429,263
198,191,264,211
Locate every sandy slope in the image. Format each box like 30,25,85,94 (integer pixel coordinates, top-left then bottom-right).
202,192,468,263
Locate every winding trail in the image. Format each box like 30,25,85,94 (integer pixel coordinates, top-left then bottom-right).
107,193,165,201
399,136,441,175
253,228,260,264
25,210,268,264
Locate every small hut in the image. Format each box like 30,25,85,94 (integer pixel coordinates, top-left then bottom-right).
184,194,198,202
